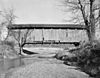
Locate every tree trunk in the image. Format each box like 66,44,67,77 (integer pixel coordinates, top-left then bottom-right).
88,0,97,45
87,29,95,43
19,46,22,55
18,43,22,55
86,23,96,46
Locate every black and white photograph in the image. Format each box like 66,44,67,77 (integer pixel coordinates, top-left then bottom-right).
0,0,100,78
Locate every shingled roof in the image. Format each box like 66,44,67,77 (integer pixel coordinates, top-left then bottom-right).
8,24,86,29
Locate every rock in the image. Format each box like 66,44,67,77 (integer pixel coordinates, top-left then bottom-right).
55,50,76,61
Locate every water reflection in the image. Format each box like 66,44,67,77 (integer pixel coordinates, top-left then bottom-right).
0,57,25,74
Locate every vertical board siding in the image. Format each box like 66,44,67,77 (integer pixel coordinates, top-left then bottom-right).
34,29,42,41
27,29,88,42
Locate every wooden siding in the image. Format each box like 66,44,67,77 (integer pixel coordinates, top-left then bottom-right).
27,29,88,42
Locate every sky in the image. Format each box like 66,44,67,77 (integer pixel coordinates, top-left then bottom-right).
0,0,71,24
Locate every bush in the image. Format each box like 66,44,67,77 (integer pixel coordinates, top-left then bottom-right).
56,41,100,77
0,41,19,59
0,41,15,48
66,41,100,77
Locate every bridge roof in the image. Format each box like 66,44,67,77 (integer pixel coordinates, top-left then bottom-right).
8,24,86,30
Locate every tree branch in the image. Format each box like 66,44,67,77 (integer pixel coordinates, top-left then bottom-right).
78,0,89,26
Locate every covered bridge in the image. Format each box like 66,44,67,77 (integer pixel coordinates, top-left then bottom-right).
8,24,88,46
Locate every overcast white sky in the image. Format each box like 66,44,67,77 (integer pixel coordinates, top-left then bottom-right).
0,0,71,24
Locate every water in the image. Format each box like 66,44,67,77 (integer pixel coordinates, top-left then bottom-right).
0,56,54,74
0,47,64,75
0,57,25,74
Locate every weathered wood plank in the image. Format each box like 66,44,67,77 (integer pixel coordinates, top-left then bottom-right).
8,24,86,29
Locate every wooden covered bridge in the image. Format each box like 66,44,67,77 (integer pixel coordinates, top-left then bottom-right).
8,24,88,47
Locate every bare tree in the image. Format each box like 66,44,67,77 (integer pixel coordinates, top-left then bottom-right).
11,29,32,55
62,0,100,45
0,8,16,41
0,8,32,55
